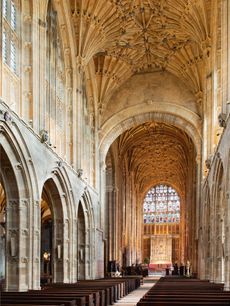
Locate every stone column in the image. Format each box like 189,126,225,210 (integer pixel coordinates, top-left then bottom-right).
5,198,31,291
66,67,73,164
30,199,41,290
32,3,46,133
63,217,71,283
221,0,230,115
73,57,84,170
224,191,230,290
21,2,32,122
71,218,78,283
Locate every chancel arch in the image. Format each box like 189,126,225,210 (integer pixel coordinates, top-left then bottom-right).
100,110,201,164
104,120,197,271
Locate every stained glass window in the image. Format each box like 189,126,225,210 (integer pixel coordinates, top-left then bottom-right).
143,185,180,224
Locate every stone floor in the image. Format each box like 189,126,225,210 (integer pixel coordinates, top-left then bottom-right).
114,276,159,306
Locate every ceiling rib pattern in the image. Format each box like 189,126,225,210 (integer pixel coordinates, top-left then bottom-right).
117,122,195,193
71,0,211,114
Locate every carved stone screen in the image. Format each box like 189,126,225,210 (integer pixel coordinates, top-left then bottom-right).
150,235,172,264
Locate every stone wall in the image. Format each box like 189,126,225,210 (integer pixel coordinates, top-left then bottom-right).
0,99,102,290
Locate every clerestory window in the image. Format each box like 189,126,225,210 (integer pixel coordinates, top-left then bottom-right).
2,0,19,75
143,184,180,224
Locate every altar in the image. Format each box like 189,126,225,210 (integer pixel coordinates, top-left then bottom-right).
149,235,172,271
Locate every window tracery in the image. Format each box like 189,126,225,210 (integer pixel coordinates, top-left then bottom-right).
2,0,19,75
143,185,180,224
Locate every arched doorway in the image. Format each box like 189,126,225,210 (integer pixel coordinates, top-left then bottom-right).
77,201,86,280
40,178,64,284
143,184,182,274
40,191,53,285
103,121,197,272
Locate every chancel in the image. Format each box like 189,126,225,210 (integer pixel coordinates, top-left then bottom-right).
1,0,230,305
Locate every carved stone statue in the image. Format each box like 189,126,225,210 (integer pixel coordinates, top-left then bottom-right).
3,111,12,122
77,169,83,178
40,130,49,143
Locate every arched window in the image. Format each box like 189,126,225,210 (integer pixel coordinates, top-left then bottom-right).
46,1,66,157
2,0,19,74
143,185,180,224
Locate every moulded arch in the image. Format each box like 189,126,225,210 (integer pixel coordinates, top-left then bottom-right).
42,167,74,222
77,190,95,230
99,110,202,163
41,177,64,220
211,154,224,205
77,191,95,280
210,154,224,283
0,120,40,290
41,173,72,283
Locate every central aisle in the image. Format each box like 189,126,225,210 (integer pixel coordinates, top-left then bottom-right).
114,276,159,306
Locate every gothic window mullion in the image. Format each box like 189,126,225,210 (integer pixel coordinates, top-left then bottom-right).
2,0,19,75
143,184,180,225
2,29,8,64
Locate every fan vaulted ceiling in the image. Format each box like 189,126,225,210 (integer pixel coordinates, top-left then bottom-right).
117,122,196,194
71,0,211,113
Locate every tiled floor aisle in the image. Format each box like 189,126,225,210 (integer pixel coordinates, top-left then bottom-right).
114,276,159,306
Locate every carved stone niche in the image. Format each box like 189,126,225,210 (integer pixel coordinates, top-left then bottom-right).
205,155,213,170
218,113,227,128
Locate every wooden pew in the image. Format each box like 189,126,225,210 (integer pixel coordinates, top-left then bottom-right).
2,304,65,306
137,276,230,306
137,301,230,306
1,294,84,306
2,276,141,306
1,299,76,306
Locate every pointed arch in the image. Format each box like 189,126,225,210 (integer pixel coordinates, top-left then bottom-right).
0,120,39,290
210,154,224,284
77,190,95,280
40,166,74,284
